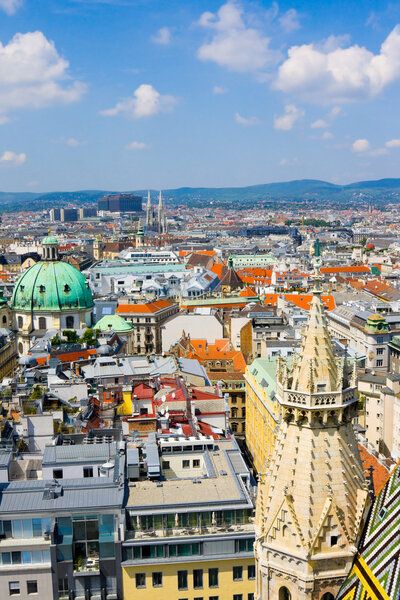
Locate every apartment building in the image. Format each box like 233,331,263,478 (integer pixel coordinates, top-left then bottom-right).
244,358,280,473
116,300,178,354
121,435,256,600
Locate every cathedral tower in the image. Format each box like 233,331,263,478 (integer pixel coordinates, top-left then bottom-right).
255,275,370,599
157,190,167,234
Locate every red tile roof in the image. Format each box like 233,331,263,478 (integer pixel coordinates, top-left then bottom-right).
116,299,174,314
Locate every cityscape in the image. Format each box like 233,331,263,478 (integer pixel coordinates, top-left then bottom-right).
0,1,399,600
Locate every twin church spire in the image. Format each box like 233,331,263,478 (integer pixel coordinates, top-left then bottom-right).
145,190,167,234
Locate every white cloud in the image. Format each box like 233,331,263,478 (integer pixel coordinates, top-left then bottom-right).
279,9,300,33
280,157,298,166
0,150,26,165
274,25,400,104
386,138,400,148
274,104,304,130
100,84,177,119
0,116,10,124
0,31,86,116
352,139,370,152
0,0,22,15
56,137,87,147
234,112,262,126
197,0,279,74
125,141,149,150
151,27,171,45
213,85,227,94
322,131,334,140
311,119,329,129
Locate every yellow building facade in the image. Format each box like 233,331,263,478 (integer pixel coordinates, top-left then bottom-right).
244,358,280,473
122,557,255,600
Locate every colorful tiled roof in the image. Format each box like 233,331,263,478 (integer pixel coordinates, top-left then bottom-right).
336,461,400,600
116,299,174,314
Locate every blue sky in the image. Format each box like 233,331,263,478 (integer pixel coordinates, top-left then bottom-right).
0,0,400,191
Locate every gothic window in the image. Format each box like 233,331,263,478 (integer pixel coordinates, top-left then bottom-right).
38,317,46,330
39,285,45,294
17,316,23,328
279,587,292,600
66,316,74,329
18,342,23,354
2,315,6,324
64,284,71,293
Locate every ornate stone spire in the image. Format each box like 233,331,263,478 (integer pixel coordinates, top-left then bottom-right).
255,283,370,600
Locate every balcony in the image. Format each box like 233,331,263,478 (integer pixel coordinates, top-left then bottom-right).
73,555,100,575
126,521,254,540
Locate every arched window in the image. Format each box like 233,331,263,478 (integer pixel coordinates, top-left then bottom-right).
18,342,23,354
321,594,335,600
282,525,288,537
17,316,23,328
38,317,46,330
279,587,292,600
2,315,7,324
66,316,74,329
231,422,238,433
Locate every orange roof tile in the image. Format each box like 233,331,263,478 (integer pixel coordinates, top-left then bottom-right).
116,299,174,314
321,266,371,274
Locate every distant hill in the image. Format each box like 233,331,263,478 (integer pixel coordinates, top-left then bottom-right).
1,178,400,211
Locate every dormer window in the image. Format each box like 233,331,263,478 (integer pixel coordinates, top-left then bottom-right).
64,284,70,293
39,285,45,293
20,285,24,292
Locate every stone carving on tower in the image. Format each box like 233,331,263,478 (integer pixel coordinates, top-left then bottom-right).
255,240,371,600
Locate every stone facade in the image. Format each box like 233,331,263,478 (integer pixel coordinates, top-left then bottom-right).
255,289,371,600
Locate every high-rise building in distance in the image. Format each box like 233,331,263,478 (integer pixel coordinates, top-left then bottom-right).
98,194,142,213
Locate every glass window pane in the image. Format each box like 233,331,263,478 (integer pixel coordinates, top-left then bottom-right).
201,512,211,526
32,550,42,564
3,521,12,538
134,547,140,559
153,514,163,530
2,552,11,565
22,551,31,564
192,543,200,555
41,518,51,534
13,520,23,538
156,545,163,557
32,519,42,537
22,519,33,537
42,550,50,562
99,515,113,535
99,542,114,559
86,519,99,540
57,517,72,536
11,551,21,564
73,521,86,541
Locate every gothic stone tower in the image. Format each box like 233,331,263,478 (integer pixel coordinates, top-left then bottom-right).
255,289,371,600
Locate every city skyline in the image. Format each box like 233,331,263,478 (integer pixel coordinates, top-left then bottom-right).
0,0,400,191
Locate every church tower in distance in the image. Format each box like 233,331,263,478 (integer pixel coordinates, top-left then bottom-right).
255,245,371,600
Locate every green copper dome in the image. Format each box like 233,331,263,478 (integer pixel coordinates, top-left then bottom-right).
11,261,94,312
94,315,133,333
42,235,59,245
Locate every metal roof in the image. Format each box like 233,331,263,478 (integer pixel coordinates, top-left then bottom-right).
43,442,117,465
0,478,123,514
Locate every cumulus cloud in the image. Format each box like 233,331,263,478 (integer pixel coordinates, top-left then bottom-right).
352,139,370,152
322,131,334,140
0,31,86,116
100,84,177,119
280,157,298,166
197,0,279,74
0,150,26,165
125,141,149,150
386,138,400,147
274,25,400,104
235,112,262,126
151,27,171,45
56,137,87,147
279,9,300,33
213,85,227,94
274,104,304,130
311,119,329,128
0,0,22,15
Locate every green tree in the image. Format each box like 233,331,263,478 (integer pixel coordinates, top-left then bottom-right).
80,328,97,346
62,330,79,344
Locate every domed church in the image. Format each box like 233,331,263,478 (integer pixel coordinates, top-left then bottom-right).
11,235,94,355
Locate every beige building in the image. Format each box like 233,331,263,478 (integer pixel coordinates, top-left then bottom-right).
255,289,370,600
